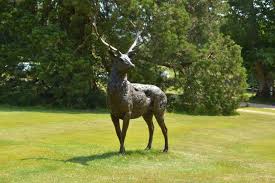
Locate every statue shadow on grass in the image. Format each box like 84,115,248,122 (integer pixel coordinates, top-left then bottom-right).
22,149,161,166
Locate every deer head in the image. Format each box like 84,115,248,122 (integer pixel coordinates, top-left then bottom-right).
92,21,142,73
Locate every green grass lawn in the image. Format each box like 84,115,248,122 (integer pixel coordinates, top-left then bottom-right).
0,106,275,183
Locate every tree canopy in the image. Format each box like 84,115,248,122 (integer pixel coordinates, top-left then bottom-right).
1,0,268,114
222,0,275,97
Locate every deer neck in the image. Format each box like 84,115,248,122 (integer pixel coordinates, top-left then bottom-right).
109,67,128,87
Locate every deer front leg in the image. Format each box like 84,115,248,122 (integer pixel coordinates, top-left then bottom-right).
120,113,131,154
111,115,122,148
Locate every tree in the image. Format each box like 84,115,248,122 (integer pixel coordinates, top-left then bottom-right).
223,0,275,97
0,0,106,108
0,0,248,114
182,35,247,115
161,0,247,114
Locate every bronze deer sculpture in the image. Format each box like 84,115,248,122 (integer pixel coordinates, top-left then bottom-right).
93,23,168,154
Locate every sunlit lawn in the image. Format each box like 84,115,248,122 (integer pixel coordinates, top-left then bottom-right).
0,106,275,183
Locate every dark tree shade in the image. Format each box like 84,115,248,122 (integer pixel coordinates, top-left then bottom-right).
0,0,248,114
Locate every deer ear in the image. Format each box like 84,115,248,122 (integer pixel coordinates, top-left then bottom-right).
109,50,119,57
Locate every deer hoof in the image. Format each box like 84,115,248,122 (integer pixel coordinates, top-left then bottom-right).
163,148,168,153
145,146,151,151
119,147,126,155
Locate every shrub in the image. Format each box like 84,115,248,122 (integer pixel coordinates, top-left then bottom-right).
181,35,247,115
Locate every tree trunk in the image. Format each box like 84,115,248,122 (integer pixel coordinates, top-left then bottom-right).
269,77,275,98
254,62,270,97
40,0,53,25
272,85,275,98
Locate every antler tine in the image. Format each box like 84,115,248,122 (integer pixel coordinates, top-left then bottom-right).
127,31,143,55
92,18,119,53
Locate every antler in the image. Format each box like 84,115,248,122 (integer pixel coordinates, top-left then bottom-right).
92,18,120,53
127,31,143,57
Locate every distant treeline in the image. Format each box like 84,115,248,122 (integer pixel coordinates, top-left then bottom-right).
0,0,274,114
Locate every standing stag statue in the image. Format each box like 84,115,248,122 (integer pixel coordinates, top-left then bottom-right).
93,22,168,154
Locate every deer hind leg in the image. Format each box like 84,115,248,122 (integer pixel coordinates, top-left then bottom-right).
143,112,154,150
120,113,131,154
154,113,168,152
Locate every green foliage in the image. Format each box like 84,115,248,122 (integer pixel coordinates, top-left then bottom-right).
0,0,249,114
0,0,106,108
182,36,247,115
223,0,275,97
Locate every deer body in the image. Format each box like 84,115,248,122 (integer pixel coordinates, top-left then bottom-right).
107,81,151,119
107,68,167,120
92,23,168,154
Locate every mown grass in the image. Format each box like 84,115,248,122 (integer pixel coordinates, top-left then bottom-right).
0,106,275,182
